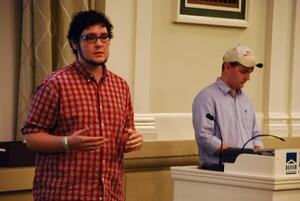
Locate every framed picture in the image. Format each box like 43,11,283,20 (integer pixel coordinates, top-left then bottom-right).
173,0,249,27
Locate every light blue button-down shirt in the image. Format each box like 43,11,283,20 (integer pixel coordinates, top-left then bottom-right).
192,78,263,167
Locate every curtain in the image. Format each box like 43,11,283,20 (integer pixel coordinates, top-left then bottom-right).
16,0,105,140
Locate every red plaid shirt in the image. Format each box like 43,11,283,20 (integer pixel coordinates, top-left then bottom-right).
22,60,134,201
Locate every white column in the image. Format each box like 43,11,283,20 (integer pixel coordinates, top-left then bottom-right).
290,0,300,137
133,0,157,139
263,0,293,137
133,0,152,113
105,0,157,139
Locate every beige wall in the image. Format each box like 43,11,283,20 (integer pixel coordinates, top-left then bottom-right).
107,0,300,140
150,0,266,113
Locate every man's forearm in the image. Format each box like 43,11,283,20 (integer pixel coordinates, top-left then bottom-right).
24,132,65,153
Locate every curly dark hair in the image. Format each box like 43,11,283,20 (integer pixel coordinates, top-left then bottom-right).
67,10,113,55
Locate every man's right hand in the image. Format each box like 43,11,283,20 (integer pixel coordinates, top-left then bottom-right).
24,128,106,153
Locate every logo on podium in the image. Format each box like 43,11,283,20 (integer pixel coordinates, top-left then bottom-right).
286,152,297,175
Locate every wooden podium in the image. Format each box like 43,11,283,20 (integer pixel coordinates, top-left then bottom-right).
171,149,300,201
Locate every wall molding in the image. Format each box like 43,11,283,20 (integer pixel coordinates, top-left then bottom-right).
290,113,300,137
289,1,300,137
263,113,289,137
134,114,157,140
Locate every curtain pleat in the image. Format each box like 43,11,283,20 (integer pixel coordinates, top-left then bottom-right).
16,0,100,140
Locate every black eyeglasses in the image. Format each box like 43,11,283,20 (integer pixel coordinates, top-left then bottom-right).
80,33,110,43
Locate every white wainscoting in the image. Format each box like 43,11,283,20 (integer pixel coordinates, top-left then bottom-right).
135,112,265,141
135,113,194,141
291,113,300,137
263,113,289,137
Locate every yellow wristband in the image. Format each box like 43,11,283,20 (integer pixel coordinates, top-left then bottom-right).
62,136,70,151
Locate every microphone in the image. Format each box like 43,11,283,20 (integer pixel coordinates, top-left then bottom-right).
239,134,285,155
223,134,285,163
205,113,223,168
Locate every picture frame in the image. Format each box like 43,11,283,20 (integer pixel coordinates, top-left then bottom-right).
173,0,249,28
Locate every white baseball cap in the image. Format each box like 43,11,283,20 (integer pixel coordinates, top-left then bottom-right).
223,45,263,68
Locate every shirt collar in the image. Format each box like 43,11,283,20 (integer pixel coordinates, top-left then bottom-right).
74,59,108,83
215,78,243,96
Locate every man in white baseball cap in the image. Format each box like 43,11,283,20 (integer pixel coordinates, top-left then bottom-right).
193,44,264,171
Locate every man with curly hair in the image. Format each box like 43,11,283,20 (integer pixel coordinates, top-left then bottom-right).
22,10,143,201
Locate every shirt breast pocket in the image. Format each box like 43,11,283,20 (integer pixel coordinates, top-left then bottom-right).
240,105,254,131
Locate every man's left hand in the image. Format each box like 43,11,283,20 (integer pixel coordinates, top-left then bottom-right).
123,128,143,152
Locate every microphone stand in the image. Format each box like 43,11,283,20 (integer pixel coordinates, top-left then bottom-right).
205,113,223,168
239,134,285,155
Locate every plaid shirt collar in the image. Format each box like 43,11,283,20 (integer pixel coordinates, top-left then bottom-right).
74,59,108,83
